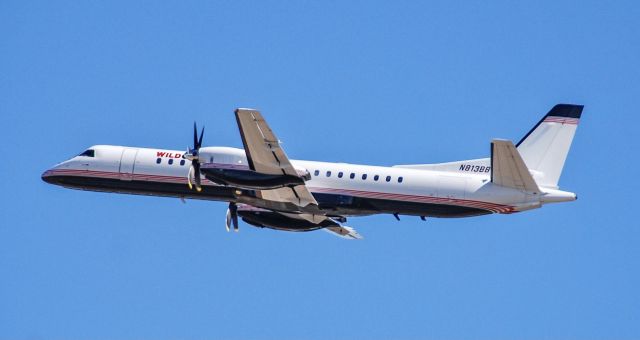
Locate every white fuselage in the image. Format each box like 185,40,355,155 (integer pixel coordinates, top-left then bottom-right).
42,145,576,218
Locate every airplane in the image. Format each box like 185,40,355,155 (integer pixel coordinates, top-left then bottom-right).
42,104,583,239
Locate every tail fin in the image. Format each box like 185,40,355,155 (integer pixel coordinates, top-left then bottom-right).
516,104,583,188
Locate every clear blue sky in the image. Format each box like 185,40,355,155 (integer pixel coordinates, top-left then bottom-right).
1,1,639,339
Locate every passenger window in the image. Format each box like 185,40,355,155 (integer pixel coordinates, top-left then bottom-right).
398,177,404,183
350,173,355,179
168,159,174,165
326,171,331,177
338,172,343,178
156,158,162,164
362,174,367,180
180,159,185,166
314,170,320,176
386,176,391,182
374,175,379,181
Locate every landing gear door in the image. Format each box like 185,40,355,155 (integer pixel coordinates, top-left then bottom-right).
119,148,139,181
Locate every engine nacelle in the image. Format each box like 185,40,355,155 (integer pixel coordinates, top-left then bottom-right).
238,210,336,232
201,163,309,190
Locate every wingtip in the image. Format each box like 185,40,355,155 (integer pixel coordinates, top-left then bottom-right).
323,226,364,240
235,107,259,113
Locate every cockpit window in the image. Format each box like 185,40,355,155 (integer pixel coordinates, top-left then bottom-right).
78,149,95,157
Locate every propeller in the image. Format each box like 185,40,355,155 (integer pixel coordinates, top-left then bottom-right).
184,122,205,192
225,202,239,232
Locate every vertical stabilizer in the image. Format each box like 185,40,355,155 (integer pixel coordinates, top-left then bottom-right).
516,104,583,188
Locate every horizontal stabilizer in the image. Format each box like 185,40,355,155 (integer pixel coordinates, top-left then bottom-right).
491,139,540,193
324,226,363,240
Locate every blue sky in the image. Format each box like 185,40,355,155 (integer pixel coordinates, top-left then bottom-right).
1,1,639,339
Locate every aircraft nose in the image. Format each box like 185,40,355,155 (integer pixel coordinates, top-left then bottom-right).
41,169,56,184
41,165,68,185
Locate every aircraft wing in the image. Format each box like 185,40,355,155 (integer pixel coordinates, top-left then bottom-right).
235,108,299,176
235,108,318,208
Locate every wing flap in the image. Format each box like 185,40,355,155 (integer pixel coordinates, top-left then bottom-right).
259,185,318,208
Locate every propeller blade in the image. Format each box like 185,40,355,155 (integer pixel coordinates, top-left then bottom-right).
186,122,204,191
187,165,194,190
193,162,202,192
229,202,239,232
225,203,239,232
193,122,198,150
198,126,205,149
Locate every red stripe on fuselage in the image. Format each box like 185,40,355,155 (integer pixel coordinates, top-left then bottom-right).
45,169,517,214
